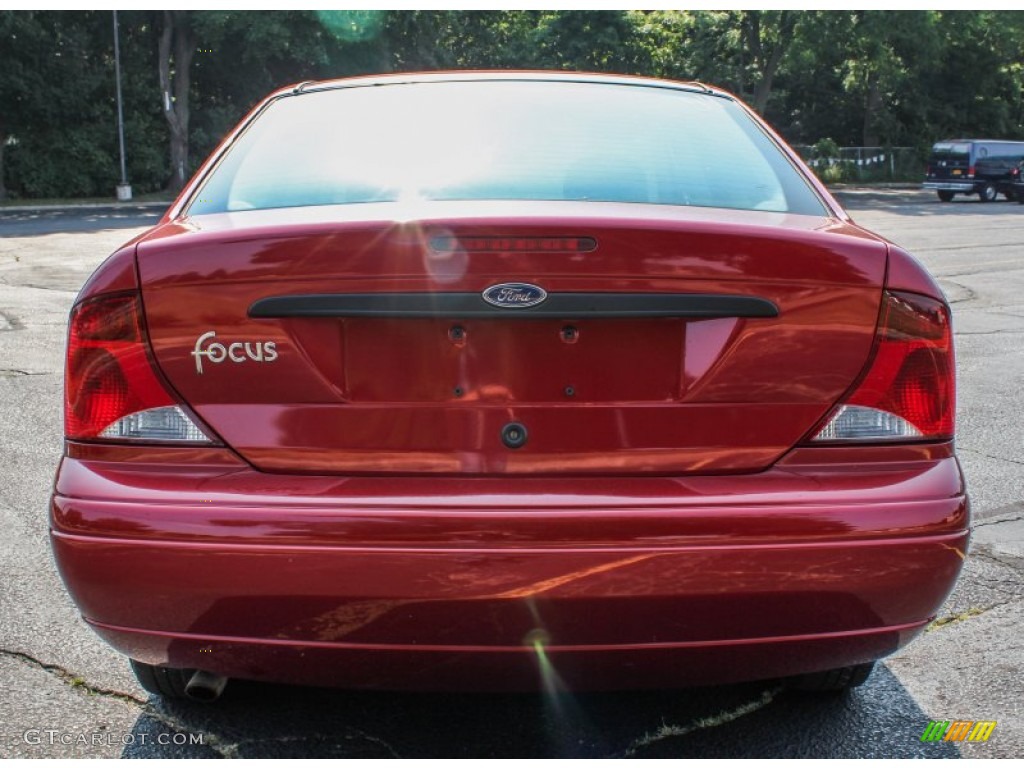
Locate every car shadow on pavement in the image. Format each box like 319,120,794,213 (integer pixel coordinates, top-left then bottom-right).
121,664,958,759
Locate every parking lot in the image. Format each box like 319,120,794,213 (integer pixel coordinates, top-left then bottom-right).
1,190,1022,758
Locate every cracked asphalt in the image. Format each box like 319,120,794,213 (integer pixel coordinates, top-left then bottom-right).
1,192,1021,758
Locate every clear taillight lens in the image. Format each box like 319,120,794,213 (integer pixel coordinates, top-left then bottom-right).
810,290,954,443
812,405,922,441
65,293,211,443
99,406,209,441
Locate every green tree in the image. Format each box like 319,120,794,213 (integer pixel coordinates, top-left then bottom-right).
187,11,372,172
154,10,385,191
530,10,637,72
840,11,941,146
6,10,1024,199
0,12,52,199
1,11,123,198
625,10,693,81
625,11,801,116
740,10,798,114
925,12,1024,141
774,12,857,143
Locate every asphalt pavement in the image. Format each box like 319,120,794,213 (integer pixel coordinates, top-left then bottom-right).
0,204,165,237
0,190,1021,758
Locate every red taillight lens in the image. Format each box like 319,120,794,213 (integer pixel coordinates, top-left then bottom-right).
66,293,208,442
811,290,954,442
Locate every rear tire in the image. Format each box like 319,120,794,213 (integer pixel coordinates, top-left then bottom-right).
130,659,195,700
937,190,955,202
979,183,997,203
788,661,875,692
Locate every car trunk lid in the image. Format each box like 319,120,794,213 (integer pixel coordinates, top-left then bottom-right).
137,201,886,475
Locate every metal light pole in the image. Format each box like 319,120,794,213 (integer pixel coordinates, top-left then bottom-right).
113,10,132,201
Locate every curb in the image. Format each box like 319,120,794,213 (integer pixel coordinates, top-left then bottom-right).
827,184,922,191
0,201,170,214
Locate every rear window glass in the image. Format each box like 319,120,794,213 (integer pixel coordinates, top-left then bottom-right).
188,80,826,217
930,143,970,161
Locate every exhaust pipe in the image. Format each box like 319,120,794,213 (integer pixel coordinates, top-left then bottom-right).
184,669,228,702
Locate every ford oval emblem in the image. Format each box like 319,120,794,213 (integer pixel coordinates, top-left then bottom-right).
482,283,548,309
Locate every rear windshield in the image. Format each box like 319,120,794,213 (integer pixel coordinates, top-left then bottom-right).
188,80,826,217
930,142,970,162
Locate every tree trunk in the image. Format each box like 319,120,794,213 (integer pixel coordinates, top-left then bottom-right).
0,129,6,201
158,11,195,193
741,11,761,106
751,68,776,115
862,79,883,147
742,11,796,115
169,131,188,193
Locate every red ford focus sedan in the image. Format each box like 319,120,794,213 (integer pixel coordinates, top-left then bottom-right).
52,72,967,702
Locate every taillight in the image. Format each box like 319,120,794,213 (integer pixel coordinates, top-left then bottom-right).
65,293,211,442
809,290,954,443
968,165,975,178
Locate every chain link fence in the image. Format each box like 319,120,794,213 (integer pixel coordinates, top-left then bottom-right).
791,145,923,183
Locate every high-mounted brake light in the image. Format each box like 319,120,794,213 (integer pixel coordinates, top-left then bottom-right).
65,293,211,443
810,290,954,443
430,236,597,253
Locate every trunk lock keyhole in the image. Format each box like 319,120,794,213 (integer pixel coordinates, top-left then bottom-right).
501,422,528,449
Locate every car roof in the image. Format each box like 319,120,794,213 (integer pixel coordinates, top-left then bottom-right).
937,139,1024,144
279,70,734,101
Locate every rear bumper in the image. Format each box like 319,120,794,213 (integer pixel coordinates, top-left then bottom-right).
922,181,977,192
51,442,969,690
